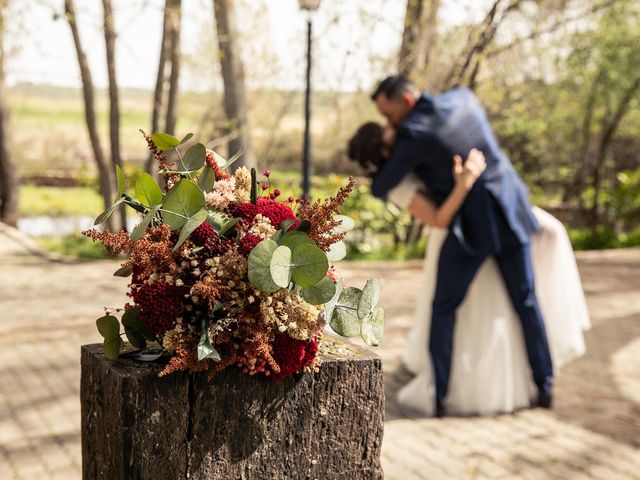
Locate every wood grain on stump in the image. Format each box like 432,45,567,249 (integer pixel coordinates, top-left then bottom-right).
81,339,384,480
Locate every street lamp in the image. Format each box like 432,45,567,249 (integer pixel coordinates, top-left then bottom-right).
298,0,320,199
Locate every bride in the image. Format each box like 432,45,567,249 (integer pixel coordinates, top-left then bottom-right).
348,122,591,417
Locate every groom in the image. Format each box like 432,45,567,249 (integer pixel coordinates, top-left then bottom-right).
369,75,553,415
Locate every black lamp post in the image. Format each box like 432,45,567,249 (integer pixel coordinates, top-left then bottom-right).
298,0,320,199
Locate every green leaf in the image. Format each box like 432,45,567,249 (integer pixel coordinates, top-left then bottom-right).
134,172,163,207
103,335,123,360
180,143,206,172
121,307,144,330
323,281,343,323
150,132,180,150
223,146,245,169
198,165,216,192
130,205,160,242
115,164,126,200
357,278,381,319
296,219,311,232
327,241,347,262
113,265,132,277
329,286,363,337
248,239,281,292
290,244,329,288
279,230,315,250
332,215,355,234
173,209,209,250
180,132,194,144
162,179,205,229
94,197,124,225
361,307,384,346
301,277,337,305
206,210,232,232
124,330,146,349
270,245,293,288
278,219,296,232
197,333,221,362
220,217,238,236
96,315,119,338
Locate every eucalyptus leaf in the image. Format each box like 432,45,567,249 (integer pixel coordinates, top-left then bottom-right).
125,330,147,349
323,281,343,324
206,211,232,232
296,219,311,232
332,215,355,234
151,132,180,150
130,205,160,242
330,305,361,337
163,179,205,229
121,307,144,330
357,278,381,319
327,240,347,262
301,277,337,305
115,164,126,200
96,315,119,338
180,143,206,172
103,335,123,360
248,239,281,292
174,209,209,250
221,146,245,170
198,165,216,192
270,245,293,288
113,265,132,277
134,172,163,206
361,307,385,346
180,132,194,144
279,231,315,250
290,244,329,288
94,197,124,225
197,333,221,362
278,219,296,232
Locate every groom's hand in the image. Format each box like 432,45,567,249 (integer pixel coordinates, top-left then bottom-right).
453,149,486,191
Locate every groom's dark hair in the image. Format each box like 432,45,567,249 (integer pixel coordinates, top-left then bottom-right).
371,75,419,101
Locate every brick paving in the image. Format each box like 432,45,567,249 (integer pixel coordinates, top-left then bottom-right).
1,226,639,479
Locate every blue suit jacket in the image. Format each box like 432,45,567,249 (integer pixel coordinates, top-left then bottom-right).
371,88,539,254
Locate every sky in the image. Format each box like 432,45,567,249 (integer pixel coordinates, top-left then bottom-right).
6,0,492,92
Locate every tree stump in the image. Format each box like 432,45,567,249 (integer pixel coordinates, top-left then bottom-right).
80,338,384,480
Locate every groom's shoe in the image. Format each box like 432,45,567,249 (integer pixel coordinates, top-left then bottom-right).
435,402,446,418
537,389,553,409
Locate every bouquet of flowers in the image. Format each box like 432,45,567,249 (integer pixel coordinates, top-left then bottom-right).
84,131,384,380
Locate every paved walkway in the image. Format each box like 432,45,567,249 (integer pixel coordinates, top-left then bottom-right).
1,225,639,479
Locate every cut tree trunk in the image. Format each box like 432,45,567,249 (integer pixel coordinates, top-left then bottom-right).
213,0,255,170
81,339,384,480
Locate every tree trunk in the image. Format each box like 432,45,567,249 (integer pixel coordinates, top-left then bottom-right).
589,75,640,227
102,0,126,230
65,0,114,231
146,0,171,175
81,340,384,479
0,0,18,227
213,0,255,170
398,0,440,83
165,0,181,136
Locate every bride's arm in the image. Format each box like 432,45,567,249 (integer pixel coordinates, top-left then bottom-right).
404,149,486,228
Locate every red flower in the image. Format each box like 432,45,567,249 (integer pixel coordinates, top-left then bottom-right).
270,334,318,380
233,198,299,230
239,233,264,255
190,222,215,246
131,282,186,335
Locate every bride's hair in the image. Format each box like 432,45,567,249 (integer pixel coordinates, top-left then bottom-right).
347,122,386,178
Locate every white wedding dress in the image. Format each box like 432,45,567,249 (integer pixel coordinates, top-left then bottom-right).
389,175,591,417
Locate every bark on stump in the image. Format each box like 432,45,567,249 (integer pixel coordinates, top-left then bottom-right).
81,339,384,479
